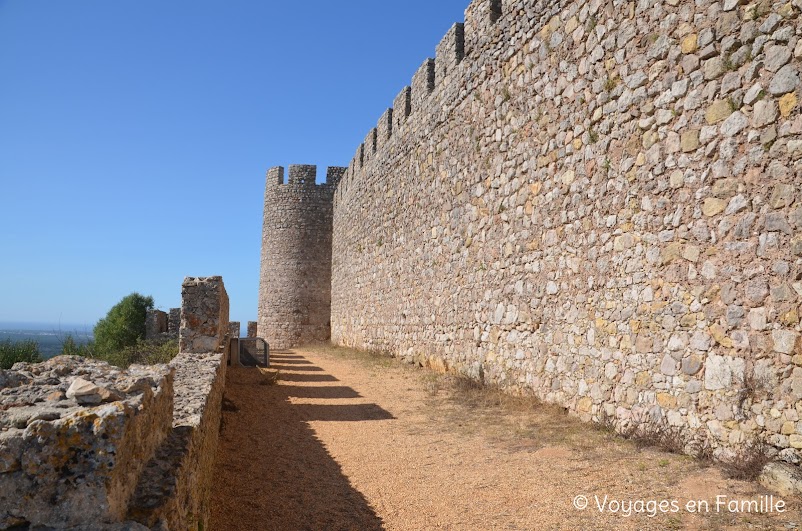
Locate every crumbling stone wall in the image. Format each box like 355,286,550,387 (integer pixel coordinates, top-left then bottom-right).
145,309,169,341
258,165,345,349
146,308,181,343
0,359,172,529
0,276,230,529
330,0,802,461
180,276,230,354
128,276,229,530
247,320,258,338
168,307,181,338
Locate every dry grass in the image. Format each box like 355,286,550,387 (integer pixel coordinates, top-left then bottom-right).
721,440,773,481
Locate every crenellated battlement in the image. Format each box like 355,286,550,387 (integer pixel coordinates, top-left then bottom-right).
411,58,436,109
435,23,465,83
341,0,506,193
266,164,345,189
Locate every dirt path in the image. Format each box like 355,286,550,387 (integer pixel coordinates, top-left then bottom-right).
209,346,800,530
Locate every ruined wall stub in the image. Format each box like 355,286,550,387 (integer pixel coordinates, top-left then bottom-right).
179,276,230,354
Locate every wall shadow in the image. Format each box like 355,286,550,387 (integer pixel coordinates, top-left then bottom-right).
278,373,340,383
295,403,393,422
209,354,389,530
269,359,314,365
281,385,362,399
269,364,326,372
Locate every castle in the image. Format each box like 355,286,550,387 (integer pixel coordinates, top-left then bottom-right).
259,0,802,464
1,0,801,527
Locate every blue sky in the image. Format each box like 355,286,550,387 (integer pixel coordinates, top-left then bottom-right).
0,0,468,330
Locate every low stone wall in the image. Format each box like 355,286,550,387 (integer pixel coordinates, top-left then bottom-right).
129,276,230,529
127,351,227,530
0,276,231,529
0,357,172,529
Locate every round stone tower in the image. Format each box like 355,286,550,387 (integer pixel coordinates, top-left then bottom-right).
258,164,345,349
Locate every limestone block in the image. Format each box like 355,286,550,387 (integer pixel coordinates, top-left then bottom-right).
760,462,802,497
0,357,172,528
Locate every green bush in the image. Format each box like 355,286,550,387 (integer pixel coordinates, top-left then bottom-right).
93,339,178,368
0,339,42,369
52,293,178,369
60,334,95,358
93,293,154,356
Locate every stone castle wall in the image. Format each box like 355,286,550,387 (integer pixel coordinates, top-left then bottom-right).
258,165,345,349
330,0,802,460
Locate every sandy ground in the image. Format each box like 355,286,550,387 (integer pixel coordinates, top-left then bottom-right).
209,346,801,530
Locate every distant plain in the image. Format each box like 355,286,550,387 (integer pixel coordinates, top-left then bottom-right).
0,323,93,359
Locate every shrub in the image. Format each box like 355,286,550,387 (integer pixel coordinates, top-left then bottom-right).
93,339,178,368
93,293,154,356
60,334,95,357
0,339,42,369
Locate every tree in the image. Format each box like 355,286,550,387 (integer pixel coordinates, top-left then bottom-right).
93,293,154,355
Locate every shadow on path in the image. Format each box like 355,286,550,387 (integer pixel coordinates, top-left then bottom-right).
209,350,389,530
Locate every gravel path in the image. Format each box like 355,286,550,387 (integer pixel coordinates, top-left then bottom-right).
209,346,800,530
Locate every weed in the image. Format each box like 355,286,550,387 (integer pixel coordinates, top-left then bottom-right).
502,87,511,102
723,54,735,72
258,368,279,385
586,15,597,32
604,77,618,92
687,433,715,465
738,368,769,412
0,339,42,369
620,420,688,454
721,440,772,481
97,339,179,368
595,411,618,434
588,128,599,144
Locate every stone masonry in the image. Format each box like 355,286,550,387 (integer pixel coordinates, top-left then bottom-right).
310,0,802,462
247,320,258,338
146,308,181,343
145,309,168,341
180,276,229,354
258,165,345,349
1,276,230,529
0,359,172,529
167,307,181,338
